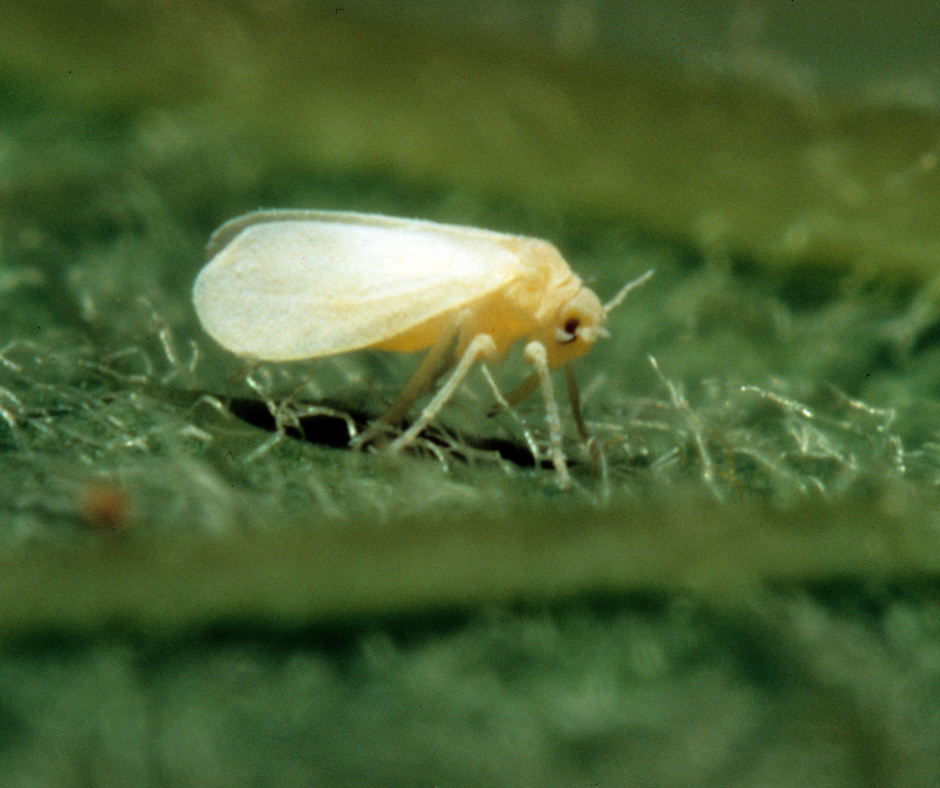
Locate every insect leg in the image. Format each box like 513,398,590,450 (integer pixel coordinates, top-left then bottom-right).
480,362,541,465
491,371,539,413
390,333,498,453
565,364,610,500
372,321,460,430
523,340,571,489
563,364,590,443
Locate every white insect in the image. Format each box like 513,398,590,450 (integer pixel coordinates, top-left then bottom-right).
193,210,650,487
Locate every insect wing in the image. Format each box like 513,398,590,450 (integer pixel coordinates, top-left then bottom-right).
193,212,527,360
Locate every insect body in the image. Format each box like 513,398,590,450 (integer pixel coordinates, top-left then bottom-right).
193,210,647,486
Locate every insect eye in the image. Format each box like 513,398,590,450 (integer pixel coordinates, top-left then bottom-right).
555,317,580,344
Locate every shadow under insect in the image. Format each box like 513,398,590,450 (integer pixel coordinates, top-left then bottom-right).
222,395,558,470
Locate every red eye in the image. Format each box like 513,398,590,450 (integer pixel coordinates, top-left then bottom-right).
556,317,580,344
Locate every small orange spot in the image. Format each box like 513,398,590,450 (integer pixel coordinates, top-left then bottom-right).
80,481,132,531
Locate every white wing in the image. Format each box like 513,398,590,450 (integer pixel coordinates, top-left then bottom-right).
193,211,529,360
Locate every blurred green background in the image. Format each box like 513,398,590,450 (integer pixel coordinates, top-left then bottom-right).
1,1,940,785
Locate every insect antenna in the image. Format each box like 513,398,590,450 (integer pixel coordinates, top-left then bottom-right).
603,269,654,314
